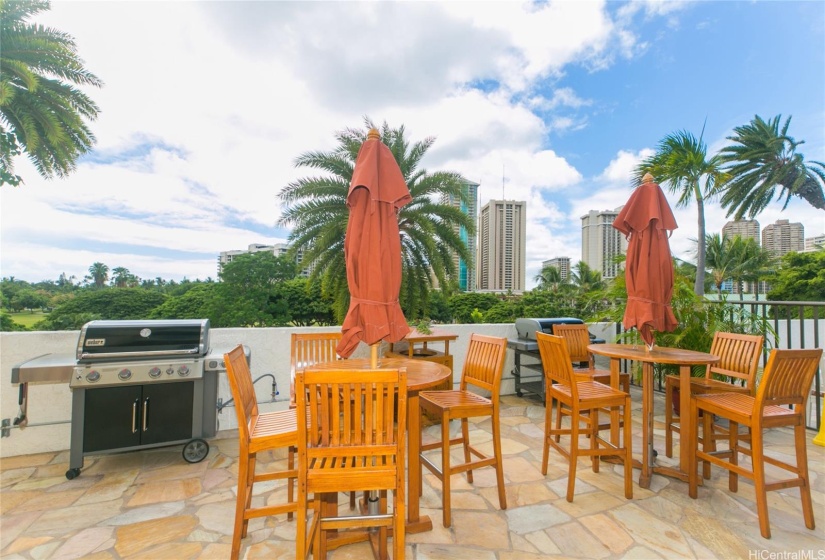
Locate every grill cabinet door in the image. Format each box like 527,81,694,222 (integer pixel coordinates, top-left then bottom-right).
83,386,142,453
140,382,194,445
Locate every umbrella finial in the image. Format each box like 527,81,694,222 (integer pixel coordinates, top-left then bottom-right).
642,173,655,184
367,128,380,140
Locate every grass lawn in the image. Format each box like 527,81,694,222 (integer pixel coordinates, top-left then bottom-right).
9,311,46,328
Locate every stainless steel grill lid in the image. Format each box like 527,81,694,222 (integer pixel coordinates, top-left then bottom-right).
76,319,210,362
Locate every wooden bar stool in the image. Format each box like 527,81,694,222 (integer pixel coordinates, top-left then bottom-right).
688,348,822,539
295,366,407,559
224,345,298,560
419,333,508,528
665,331,763,476
535,332,633,502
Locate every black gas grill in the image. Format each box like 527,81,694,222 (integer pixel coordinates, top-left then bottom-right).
12,319,238,479
508,318,604,403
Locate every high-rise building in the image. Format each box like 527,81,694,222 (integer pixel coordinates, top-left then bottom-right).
581,208,626,280
477,199,526,292
541,257,571,281
762,219,804,257
722,219,760,243
440,180,479,291
804,234,825,253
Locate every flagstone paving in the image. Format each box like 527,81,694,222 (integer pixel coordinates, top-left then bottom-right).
2,390,823,559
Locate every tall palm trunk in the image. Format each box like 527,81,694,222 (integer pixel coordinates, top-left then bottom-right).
694,196,706,296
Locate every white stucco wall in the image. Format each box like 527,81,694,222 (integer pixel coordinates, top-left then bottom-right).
0,324,520,458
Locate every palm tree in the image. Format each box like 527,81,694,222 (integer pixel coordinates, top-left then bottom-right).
570,261,604,293
534,264,566,291
87,262,108,289
719,115,825,218
635,129,727,296
0,0,102,186
729,237,775,300
702,233,736,293
278,119,474,321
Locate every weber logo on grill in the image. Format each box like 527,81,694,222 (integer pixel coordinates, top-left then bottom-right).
86,339,106,347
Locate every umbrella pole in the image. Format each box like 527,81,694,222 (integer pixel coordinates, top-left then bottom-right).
370,343,378,369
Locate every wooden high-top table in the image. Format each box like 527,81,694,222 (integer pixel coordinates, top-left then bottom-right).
587,344,719,489
307,356,452,545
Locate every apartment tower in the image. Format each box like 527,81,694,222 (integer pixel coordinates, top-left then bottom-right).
581,208,626,280
440,180,479,291
762,219,804,257
722,219,760,243
477,199,527,292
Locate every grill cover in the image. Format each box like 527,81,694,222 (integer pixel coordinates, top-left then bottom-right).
76,319,210,362
515,318,583,340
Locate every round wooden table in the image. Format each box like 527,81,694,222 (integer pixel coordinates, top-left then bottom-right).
587,344,719,488
307,356,452,535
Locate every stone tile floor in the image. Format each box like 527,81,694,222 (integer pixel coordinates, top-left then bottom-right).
2,389,824,559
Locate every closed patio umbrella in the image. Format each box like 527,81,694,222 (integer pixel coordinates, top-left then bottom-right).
613,173,679,349
336,128,412,361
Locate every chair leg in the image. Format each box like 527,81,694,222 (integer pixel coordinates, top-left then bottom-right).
702,412,714,479
622,397,632,499
461,418,473,484
231,453,250,560
794,423,816,531
751,428,771,539
590,408,600,473
665,379,674,458
441,412,453,528
541,394,553,475
554,397,563,443
378,490,388,560
729,421,739,493
288,447,295,521
491,410,507,510
394,484,406,560
566,406,579,502
295,478,308,560
688,399,700,500
242,454,256,539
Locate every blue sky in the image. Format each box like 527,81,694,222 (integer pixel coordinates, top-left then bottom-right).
1,1,823,288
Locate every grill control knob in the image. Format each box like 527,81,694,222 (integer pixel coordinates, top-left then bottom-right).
118,368,132,381
166,367,175,375
148,367,162,379
86,370,100,383
178,365,190,377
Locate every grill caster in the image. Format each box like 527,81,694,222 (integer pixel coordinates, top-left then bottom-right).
65,468,81,480
182,438,209,464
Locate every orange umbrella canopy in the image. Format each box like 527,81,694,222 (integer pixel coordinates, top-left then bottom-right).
612,178,679,348
336,130,412,358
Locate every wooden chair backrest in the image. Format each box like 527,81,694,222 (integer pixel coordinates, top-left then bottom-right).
224,345,257,446
552,323,594,367
459,334,508,400
707,332,764,391
535,332,580,401
754,348,822,415
290,332,343,403
295,367,407,488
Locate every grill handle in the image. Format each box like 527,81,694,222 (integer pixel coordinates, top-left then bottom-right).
132,400,138,433
78,347,201,361
142,398,149,432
